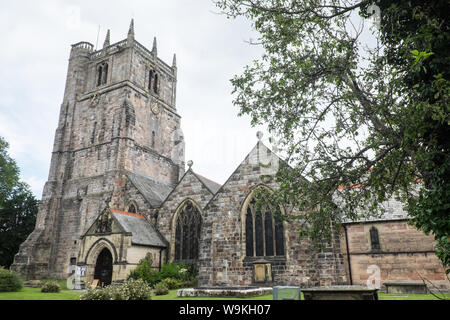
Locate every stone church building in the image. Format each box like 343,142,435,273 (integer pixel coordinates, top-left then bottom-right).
12,21,448,290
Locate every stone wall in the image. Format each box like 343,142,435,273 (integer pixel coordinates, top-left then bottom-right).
12,35,182,280
198,142,347,288
340,220,449,290
157,169,215,261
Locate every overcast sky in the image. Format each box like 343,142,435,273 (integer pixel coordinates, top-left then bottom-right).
0,0,270,198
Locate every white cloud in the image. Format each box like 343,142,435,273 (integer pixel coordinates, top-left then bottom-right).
0,0,267,197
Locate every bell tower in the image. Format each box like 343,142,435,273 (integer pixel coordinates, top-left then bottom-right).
12,20,185,279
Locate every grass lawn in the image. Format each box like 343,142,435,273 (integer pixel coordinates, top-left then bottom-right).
0,287,82,300
1,286,448,300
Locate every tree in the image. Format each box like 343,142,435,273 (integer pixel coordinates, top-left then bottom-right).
0,136,38,268
215,0,449,271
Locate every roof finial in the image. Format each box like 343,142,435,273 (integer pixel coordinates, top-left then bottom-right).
103,29,110,48
256,131,264,141
152,36,157,56
172,53,177,68
128,19,134,36
127,19,135,45
187,160,193,169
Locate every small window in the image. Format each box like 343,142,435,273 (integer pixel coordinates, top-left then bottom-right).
370,226,380,251
70,257,77,265
151,131,155,149
128,203,137,213
153,73,159,94
148,70,154,91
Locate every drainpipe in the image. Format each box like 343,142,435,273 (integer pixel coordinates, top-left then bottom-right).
343,225,353,285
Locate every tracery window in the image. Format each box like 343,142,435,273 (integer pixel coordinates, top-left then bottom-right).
97,61,108,86
245,194,285,257
174,200,202,261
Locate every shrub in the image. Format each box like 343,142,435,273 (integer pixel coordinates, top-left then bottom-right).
117,278,152,300
153,282,169,296
128,253,159,286
79,286,118,300
160,277,182,290
79,279,151,300
40,281,61,293
0,267,23,292
158,263,182,280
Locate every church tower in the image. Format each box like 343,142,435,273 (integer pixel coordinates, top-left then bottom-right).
12,20,185,279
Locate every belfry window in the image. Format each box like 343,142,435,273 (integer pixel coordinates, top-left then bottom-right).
148,69,159,94
244,193,285,258
370,226,381,251
174,200,202,261
97,62,108,86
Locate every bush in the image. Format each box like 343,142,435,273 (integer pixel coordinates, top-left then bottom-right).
117,278,152,300
0,267,23,292
79,279,151,300
79,286,118,300
40,281,61,293
128,253,159,286
160,277,182,290
153,282,169,296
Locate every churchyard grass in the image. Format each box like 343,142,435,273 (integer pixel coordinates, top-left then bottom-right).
1,287,449,300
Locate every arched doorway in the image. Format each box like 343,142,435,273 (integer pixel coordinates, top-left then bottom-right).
94,248,113,287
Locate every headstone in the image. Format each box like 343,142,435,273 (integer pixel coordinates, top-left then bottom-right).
273,286,301,300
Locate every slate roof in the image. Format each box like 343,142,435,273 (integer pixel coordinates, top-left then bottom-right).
110,209,167,247
193,172,222,194
126,172,174,207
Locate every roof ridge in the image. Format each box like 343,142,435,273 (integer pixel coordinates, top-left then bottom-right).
193,172,221,187
110,208,144,219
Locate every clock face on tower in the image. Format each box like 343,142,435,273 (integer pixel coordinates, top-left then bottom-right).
151,101,160,115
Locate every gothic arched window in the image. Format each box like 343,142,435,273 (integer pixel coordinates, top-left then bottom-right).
97,62,108,86
128,203,137,213
174,200,202,261
148,70,159,94
244,190,285,258
370,226,380,251
153,73,159,94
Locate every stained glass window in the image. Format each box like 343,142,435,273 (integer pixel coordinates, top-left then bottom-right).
174,200,202,261
244,192,285,257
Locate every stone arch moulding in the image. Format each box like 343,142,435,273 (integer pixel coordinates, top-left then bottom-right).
169,198,203,262
84,238,119,266
240,184,288,260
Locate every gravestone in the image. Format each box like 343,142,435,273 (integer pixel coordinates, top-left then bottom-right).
273,286,301,300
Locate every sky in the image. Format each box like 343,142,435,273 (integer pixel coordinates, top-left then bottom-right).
0,0,270,198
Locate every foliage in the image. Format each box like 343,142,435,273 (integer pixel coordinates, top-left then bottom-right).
116,278,152,300
215,0,450,271
0,267,23,292
128,253,159,286
160,277,182,290
153,282,169,296
128,253,198,288
0,136,39,268
79,278,151,300
40,281,60,293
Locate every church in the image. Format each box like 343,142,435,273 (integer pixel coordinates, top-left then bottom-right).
12,21,449,290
